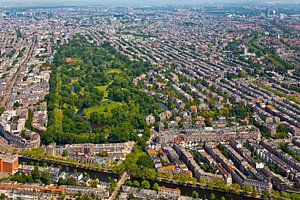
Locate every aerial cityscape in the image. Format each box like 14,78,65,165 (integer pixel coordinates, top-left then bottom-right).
0,0,299,199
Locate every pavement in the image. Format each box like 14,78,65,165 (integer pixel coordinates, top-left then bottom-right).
108,172,128,200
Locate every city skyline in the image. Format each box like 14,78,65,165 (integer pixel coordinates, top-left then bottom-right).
0,0,299,7
0,2,299,200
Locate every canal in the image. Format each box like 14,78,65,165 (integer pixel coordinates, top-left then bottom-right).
19,157,260,199
19,156,119,182
131,177,258,200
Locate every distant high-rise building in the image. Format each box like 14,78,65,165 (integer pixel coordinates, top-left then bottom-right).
266,8,278,18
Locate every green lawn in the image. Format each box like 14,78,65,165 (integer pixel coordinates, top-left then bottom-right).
84,100,123,119
95,80,113,99
106,69,122,75
95,85,109,99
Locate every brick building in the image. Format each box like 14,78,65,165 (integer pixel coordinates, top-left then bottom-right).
0,154,19,174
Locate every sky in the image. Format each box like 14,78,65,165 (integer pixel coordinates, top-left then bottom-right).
0,0,299,7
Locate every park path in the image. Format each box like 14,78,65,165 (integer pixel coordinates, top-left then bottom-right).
108,172,128,200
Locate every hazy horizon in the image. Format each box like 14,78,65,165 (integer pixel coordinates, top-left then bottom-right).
0,0,299,7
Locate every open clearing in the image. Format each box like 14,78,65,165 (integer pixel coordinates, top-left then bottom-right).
83,100,123,119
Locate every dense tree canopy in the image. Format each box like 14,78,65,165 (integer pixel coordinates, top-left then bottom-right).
42,35,160,145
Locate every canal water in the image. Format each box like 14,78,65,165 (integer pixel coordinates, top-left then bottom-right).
131,177,258,200
19,157,259,200
76,109,101,131
19,157,119,182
